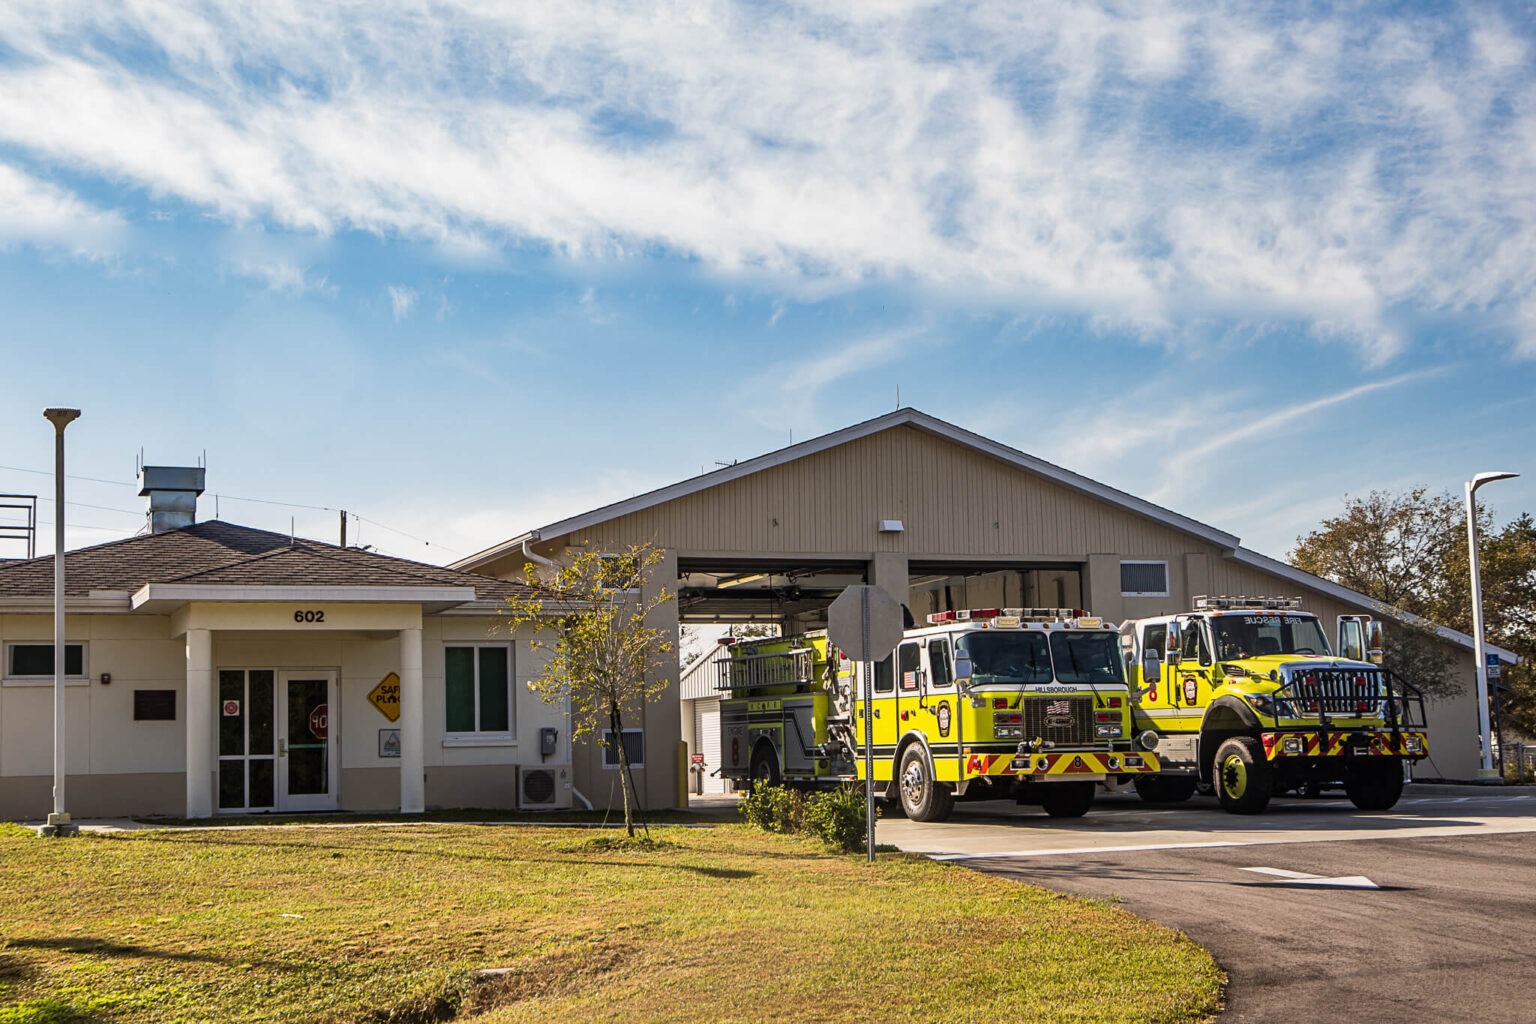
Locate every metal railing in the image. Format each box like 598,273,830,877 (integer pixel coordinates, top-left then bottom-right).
716,648,816,692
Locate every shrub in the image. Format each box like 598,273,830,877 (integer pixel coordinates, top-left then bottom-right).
739,784,806,834
741,784,869,853
803,786,868,853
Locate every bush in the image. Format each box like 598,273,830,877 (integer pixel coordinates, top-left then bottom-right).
741,784,869,853
803,786,868,853
739,784,806,833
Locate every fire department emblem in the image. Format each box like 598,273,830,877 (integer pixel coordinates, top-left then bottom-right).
1182,676,1198,704
936,703,951,738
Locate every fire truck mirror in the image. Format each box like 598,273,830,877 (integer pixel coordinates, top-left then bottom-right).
1165,621,1184,665
1366,620,1384,664
1141,650,1162,685
954,651,973,684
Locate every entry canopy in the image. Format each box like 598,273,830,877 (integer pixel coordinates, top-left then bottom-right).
827,585,904,662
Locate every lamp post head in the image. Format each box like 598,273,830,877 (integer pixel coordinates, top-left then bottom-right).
42,408,81,432
1468,471,1519,497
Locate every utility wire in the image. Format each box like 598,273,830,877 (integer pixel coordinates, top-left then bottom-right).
0,464,463,558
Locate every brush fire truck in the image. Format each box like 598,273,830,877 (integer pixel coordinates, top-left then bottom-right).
1120,596,1429,814
718,608,1160,821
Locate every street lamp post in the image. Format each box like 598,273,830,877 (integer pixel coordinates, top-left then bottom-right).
41,408,80,838
1466,470,1519,781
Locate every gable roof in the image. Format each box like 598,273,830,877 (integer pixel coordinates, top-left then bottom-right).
0,520,538,606
452,407,1241,569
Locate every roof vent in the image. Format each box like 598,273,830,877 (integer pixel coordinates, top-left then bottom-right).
139,466,206,533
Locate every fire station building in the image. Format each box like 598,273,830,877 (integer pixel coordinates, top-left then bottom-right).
456,407,1511,806
0,408,1513,819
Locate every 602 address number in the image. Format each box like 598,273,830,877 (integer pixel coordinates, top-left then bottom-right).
294,610,326,623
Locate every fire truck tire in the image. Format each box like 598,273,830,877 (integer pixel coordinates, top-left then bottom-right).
1344,760,1404,811
1040,782,1096,818
1214,736,1272,814
1133,774,1198,804
897,745,954,822
748,745,781,793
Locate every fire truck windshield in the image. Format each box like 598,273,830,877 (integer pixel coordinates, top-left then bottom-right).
955,632,1052,683
1210,614,1331,660
1049,631,1125,684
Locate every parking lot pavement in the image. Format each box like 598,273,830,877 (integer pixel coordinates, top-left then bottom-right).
878,787,1536,861
880,790,1536,1023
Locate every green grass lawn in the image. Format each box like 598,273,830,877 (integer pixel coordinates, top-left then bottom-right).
0,821,1222,1024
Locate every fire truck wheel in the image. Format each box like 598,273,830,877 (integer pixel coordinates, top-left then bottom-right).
1040,782,1096,818
1133,774,1198,804
1344,759,1404,811
897,745,954,822
748,745,781,793
1214,736,1272,815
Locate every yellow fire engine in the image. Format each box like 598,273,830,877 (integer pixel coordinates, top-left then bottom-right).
718,608,1160,821
1120,596,1429,814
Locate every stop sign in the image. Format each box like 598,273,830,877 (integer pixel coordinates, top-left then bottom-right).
309,703,329,739
827,586,904,662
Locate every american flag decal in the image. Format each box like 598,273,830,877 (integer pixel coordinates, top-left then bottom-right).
1046,699,1071,716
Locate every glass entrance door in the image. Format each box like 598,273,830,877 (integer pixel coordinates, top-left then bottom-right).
278,673,338,812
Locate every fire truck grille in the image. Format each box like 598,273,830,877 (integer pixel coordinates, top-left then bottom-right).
1021,696,1095,745
1286,668,1386,717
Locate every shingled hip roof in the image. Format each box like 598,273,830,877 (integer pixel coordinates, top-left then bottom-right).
0,520,539,604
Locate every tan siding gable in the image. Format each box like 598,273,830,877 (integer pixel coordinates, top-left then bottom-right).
573,425,1220,559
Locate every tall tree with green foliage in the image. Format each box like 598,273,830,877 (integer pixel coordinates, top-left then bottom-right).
1291,491,1535,732
503,544,675,836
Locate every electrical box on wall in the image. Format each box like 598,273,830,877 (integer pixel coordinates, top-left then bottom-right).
539,726,558,758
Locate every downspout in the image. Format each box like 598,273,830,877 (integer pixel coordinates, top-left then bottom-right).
522,534,559,568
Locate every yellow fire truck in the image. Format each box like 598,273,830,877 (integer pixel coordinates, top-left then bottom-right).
718,608,1160,821
1120,596,1429,814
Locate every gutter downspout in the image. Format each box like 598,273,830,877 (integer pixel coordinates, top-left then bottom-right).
522,535,559,568
570,786,594,811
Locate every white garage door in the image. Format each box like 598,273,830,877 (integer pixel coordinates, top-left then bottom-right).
693,698,726,794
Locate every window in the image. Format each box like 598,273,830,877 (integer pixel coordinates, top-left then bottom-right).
601,728,645,768
898,643,921,692
445,645,512,734
1181,620,1209,666
1120,561,1170,597
5,643,86,679
1141,623,1168,658
133,689,177,721
928,639,953,688
873,653,895,693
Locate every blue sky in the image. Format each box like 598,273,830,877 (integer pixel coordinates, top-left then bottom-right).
1,1,1533,565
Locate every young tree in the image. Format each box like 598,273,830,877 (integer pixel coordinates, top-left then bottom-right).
503,544,676,837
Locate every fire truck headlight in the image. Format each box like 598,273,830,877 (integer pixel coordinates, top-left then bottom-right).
1094,724,1123,738
1282,736,1304,754
1405,735,1425,754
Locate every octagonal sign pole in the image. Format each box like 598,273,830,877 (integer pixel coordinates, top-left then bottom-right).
827,585,904,862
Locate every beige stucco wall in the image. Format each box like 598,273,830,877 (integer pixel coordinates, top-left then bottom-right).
0,609,570,819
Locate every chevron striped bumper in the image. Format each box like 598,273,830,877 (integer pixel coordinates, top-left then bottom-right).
1261,730,1428,760
964,750,1161,778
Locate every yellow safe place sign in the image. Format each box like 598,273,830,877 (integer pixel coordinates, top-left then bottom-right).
368,672,401,722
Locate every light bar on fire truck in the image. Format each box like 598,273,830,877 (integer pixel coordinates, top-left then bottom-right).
1193,595,1304,611
926,608,1107,629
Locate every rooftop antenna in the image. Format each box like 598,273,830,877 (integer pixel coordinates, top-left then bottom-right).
290,517,295,545
896,384,900,409
340,510,348,548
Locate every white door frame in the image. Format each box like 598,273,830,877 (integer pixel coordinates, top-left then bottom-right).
277,670,339,812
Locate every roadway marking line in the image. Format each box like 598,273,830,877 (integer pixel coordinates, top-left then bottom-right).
1242,867,1379,889
930,840,1249,861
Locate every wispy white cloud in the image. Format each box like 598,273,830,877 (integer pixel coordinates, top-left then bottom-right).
0,2,1531,356
388,285,417,321
0,162,125,257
